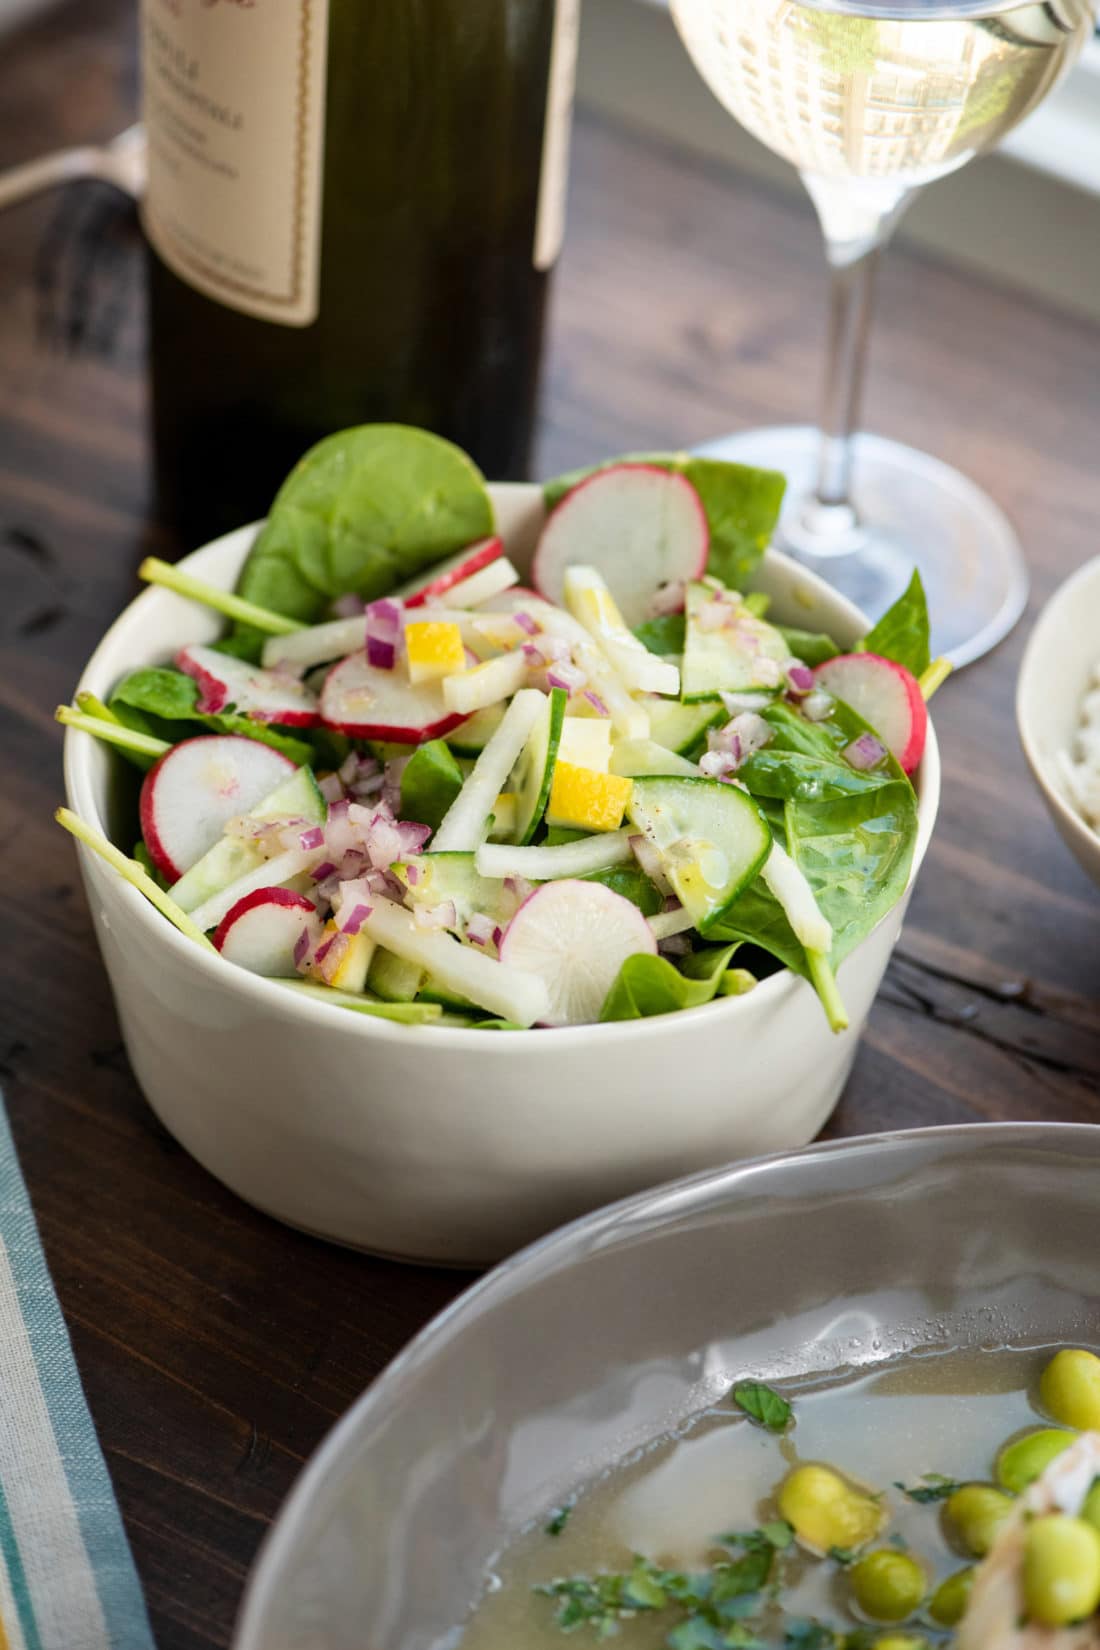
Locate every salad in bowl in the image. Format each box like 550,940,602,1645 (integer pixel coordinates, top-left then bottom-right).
59,425,944,1036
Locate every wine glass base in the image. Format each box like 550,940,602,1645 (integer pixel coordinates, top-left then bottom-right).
693,425,1027,668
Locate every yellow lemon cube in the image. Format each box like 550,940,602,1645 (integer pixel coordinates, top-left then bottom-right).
547,762,633,832
558,716,612,773
405,621,466,684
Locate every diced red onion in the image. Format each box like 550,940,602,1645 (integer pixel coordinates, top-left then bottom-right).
492,925,504,949
350,770,386,799
332,593,364,619
405,862,421,886
802,688,834,722
786,662,815,694
367,635,396,670
328,798,350,820
338,751,361,786
317,932,351,984
710,711,771,765
396,820,432,855
318,772,344,804
466,912,496,949
311,861,337,882
522,643,543,665
699,748,738,779
367,598,401,630
583,690,610,717
696,598,730,633
629,833,673,896
365,599,402,672
513,611,538,636
547,661,586,694
314,934,335,967
648,580,685,618
844,732,887,770
299,825,324,851
340,902,372,936
293,929,312,967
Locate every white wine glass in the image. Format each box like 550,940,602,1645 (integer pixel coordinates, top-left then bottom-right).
671,0,1096,665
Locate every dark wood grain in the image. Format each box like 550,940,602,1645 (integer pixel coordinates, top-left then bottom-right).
2,3,1099,1646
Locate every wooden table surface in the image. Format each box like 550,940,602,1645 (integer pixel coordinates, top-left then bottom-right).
2,3,1099,1646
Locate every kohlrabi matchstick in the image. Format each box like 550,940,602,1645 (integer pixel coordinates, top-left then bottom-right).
56,704,170,760
138,558,303,636
55,807,218,952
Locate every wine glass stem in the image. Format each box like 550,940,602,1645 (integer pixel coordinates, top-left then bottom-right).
795,174,918,549
816,244,879,510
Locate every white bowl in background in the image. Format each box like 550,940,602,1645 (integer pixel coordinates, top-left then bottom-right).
63,483,940,1265
1017,554,1100,890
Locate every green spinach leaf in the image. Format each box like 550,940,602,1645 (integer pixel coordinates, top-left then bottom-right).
776,625,840,667
583,863,665,917
634,612,686,656
784,783,917,966
894,1474,961,1505
544,454,785,592
732,1380,792,1433
235,425,494,633
600,944,745,1022
738,750,893,803
399,739,464,833
858,569,930,677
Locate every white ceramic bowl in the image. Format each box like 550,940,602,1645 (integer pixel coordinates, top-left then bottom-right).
64,484,940,1265
233,1124,1100,1650
1017,555,1100,889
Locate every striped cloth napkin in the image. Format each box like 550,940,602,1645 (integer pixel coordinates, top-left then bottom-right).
0,1100,154,1650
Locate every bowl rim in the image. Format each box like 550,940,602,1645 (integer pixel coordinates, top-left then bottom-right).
1016,552,1100,865
232,1118,1100,1650
64,490,940,1048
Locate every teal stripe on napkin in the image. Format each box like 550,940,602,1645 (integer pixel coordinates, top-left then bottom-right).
0,1098,154,1650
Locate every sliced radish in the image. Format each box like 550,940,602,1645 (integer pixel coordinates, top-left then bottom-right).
359,897,549,1026
395,537,504,607
813,652,927,775
139,735,297,882
435,557,519,610
262,615,366,673
177,644,320,726
320,650,466,742
533,464,709,628
186,845,322,934
213,888,321,977
499,880,656,1026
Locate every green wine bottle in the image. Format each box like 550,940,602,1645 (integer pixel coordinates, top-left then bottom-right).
140,0,579,544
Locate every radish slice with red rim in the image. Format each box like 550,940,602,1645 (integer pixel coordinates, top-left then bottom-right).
394,537,504,607
813,652,927,775
177,645,320,726
499,879,657,1027
533,464,709,628
213,888,321,977
319,650,467,742
139,735,297,883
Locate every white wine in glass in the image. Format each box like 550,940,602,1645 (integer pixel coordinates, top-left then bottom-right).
672,0,1095,664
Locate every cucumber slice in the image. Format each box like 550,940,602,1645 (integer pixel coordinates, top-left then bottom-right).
448,702,505,756
172,766,325,913
366,946,426,1003
392,852,516,927
511,687,567,845
642,695,725,757
682,582,789,701
609,738,699,779
418,974,478,1011
626,775,771,935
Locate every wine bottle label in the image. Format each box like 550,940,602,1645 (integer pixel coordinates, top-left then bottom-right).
140,0,330,327
534,0,581,272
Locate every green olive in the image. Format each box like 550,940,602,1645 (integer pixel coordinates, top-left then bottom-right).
777,1464,883,1553
1040,1349,1100,1432
944,1484,1014,1557
996,1428,1076,1493
1081,1480,1100,1534
927,1566,974,1627
848,1550,926,1622
1023,1514,1100,1626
